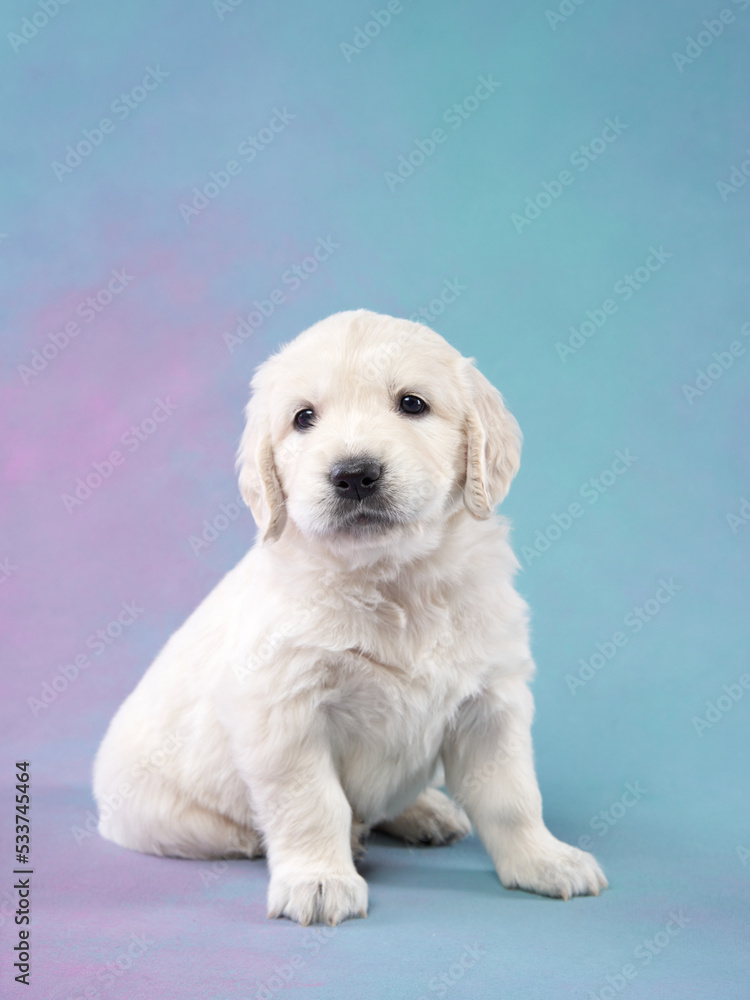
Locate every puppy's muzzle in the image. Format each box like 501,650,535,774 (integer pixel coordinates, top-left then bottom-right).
329,458,382,501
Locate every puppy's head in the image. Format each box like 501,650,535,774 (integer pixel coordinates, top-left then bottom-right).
237,310,521,550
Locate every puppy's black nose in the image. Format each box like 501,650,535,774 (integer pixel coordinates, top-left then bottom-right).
329,459,382,500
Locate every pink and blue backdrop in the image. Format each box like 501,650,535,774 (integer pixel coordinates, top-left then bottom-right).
2,0,749,997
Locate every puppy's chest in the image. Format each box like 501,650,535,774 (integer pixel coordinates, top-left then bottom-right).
309,577,491,705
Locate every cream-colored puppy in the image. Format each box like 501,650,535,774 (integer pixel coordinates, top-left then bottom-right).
94,309,607,924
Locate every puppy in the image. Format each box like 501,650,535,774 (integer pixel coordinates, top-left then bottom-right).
93,309,607,925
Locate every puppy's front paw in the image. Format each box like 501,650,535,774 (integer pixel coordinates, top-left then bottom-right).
499,834,608,900
267,870,368,925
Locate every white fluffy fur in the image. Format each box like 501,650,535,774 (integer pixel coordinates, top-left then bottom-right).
93,310,607,925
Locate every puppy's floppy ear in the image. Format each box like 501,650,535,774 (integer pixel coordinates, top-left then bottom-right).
463,360,522,519
236,390,287,543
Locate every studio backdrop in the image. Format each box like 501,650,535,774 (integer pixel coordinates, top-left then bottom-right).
1,1,749,998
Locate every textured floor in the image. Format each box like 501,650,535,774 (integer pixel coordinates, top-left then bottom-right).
3,783,747,1000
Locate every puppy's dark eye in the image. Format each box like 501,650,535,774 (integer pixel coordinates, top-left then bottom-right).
293,408,316,430
399,394,428,415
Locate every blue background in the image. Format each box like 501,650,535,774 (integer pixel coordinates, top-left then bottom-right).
1,0,749,997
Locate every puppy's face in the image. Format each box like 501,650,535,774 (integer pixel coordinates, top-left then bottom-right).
238,311,521,551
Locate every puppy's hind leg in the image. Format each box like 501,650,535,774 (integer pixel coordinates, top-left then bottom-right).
97,777,264,861
350,816,370,860
375,788,472,846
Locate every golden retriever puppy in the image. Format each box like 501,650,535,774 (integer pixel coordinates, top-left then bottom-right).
93,309,607,924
